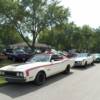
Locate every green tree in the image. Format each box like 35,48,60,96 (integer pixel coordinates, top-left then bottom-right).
80,25,94,52
0,25,23,46
93,27,100,52
39,23,97,52
0,39,5,52
0,0,70,51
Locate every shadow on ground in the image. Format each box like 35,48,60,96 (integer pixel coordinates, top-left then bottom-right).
72,63,95,71
0,72,73,98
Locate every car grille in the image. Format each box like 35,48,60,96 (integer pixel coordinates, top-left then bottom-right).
75,61,79,64
75,61,81,64
4,71,17,77
75,61,77,63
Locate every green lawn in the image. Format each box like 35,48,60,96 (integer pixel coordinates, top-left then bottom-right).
0,59,14,68
0,59,23,85
0,77,7,86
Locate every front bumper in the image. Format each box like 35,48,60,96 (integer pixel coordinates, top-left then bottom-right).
0,71,26,83
74,61,83,66
5,76,26,83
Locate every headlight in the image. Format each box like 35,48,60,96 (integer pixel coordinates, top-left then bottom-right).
19,73,24,77
16,72,20,76
16,72,24,77
76,61,83,65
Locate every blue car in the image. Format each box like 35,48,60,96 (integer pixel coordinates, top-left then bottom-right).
8,50,32,62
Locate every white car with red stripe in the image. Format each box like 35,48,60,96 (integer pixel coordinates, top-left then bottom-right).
0,54,74,85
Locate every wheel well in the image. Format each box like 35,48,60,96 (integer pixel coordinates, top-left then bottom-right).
65,64,70,70
37,70,46,77
85,61,87,64
67,64,70,68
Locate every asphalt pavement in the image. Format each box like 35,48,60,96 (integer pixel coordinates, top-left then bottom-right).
0,63,100,100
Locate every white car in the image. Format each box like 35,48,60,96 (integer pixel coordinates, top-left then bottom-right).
0,54,74,85
74,53,94,67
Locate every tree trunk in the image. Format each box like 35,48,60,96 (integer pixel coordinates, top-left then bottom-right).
31,30,37,52
16,25,33,51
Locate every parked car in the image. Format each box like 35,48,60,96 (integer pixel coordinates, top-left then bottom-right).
0,53,74,85
8,49,32,62
74,53,94,67
93,53,100,62
2,48,13,56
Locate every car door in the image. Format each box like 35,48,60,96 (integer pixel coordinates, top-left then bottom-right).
48,55,66,75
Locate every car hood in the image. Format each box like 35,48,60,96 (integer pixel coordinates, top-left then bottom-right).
74,57,86,61
0,62,50,72
95,55,100,58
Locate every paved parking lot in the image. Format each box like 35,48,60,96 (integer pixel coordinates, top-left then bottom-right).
0,63,100,100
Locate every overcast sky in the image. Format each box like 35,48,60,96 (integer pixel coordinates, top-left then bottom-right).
60,0,100,28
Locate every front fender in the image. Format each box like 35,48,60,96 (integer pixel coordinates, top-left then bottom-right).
31,67,47,81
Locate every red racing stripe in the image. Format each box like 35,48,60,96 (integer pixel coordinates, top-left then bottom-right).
25,59,69,76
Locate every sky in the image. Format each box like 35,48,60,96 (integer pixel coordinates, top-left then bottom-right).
60,0,100,28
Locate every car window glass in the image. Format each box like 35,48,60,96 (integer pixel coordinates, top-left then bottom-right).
27,54,50,62
51,55,62,61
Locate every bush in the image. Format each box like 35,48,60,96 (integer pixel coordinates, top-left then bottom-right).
0,44,5,52
0,39,5,52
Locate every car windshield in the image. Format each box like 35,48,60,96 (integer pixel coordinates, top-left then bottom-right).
76,53,88,57
14,50,25,54
27,54,50,62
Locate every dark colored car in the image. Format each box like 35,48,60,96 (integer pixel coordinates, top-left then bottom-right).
2,48,13,56
8,50,32,62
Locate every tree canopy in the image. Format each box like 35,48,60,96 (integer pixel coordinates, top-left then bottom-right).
38,23,100,53
0,0,100,53
0,0,70,51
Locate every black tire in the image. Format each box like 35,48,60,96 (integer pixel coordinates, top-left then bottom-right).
34,71,46,86
84,62,87,68
91,61,94,66
63,65,70,74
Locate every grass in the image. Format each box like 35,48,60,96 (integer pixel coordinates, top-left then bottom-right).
0,59,23,85
0,59,14,68
0,77,7,86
